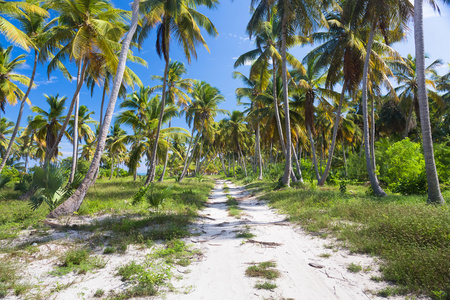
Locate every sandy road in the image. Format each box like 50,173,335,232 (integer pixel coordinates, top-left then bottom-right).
164,179,402,300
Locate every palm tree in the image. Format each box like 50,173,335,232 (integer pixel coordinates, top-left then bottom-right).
150,61,192,181
0,117,14,158
0,1,48,50
0,46,30,113
305,10,368,186
47,0,141,218
236,9,305,170
43,0,127,166
179,81,228,182
391,54,444,137
68,105,97,172
413,0,447,204
0,1,56,173
27,94,68,162
106,123,127,180
224,111,249,177
141,0,218,183
248,0,325,186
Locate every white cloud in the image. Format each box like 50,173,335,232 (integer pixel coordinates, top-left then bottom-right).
35,76,58,86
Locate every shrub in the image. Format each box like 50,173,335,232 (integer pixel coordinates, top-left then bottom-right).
382,138,424,187
347,151,368,182
434,143,450,183
391,172,427,195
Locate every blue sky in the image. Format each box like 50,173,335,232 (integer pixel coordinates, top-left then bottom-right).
3,0,450,170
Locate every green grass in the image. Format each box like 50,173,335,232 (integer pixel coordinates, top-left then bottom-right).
257,180,450,298
51,248,106,276
245,261,280,280
254,281,277,290
225,195,242,218
347,263,362,273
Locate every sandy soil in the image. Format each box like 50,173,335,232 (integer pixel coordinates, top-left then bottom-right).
1,179,422,300
162,180,410,300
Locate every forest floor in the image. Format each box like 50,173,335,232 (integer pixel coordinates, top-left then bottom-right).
0,179,421,299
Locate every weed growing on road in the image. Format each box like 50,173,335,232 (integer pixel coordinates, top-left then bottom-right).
255,281,277,290
347,263,362,273
51,248,106,276
246,261,280,279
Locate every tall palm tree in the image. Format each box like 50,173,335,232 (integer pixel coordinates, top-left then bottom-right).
47,0,141,218
179,81,227,182
391,54,444,137
305,10,367,186
414,0,447,204
27,94,68,162
248,0,325,186
0,46,30,113
236,8,305,168
150,61,192,181
43,0,127,167
0,1,56,173
0,1,48,50
141,0,218,183
68,105,97,170
106,122,127,180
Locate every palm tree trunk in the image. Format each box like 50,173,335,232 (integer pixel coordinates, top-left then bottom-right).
238,143,247,177
47,0,141,218
292,143,303,183
414,0,444,204
220,153,228,176
45,58,88,165
281,17,292,186
308,125,320,181
99,83,107,130
256,120,263,180
69,61,82,183
370,95,376,170
180,126,196,179
148,57,170,183
0,49,38,173
361,24,386,196
317,82,347,186
404,99,415,138
196,136,204,174
272,58,287,158
158,119,171,182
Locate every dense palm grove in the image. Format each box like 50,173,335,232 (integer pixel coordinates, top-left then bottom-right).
0,0,449,217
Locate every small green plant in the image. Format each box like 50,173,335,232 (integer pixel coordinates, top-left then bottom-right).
103,246,115,254
147,184,173,213
245,261,280,279
255,281,277,290
318,253,331,258
236,230,255,239
347,263,362,273
52,248,105,275
94,289,105,297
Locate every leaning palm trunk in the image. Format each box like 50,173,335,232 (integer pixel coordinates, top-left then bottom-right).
361,25,386,196
69,61,82,183
317,82,347,186
45,59,87,165
370,95,376,170
219,153,228,176
158,120,171,182
179,123,204,182
308,125,320,181
272,58,287,157
292,144,303,183
0,49,38,173
47,0,141,218
281,18,292,186
414,0,444,204
148,58,170,183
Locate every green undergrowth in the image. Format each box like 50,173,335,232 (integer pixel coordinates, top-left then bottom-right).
225,195,242,218
257,181,450,298
0,177,214,244
113,239,196,299
245,261,280,280
50,248,106,276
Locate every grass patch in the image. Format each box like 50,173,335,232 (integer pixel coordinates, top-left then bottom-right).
225,195,242,218
245,261,280,280
255,281,277,290
153,239,198,266
94,289,105,297
347,263,362,273
259,180,450,297
51,248,106,276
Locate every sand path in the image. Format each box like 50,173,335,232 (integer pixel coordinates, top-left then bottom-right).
164,179,400,300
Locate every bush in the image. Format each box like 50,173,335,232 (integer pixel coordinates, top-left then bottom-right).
381,138,425,187
391,172,427,195
434,143,450,184
346,151,368,182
